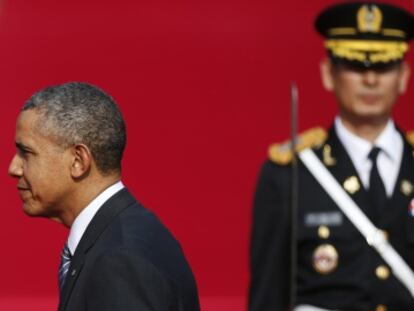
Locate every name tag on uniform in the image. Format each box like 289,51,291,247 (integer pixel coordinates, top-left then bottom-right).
305,211,343,227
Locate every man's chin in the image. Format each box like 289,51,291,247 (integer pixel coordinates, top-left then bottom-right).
22,204,62,223
348,108,390,124
22,208,42,217
22,203,44,217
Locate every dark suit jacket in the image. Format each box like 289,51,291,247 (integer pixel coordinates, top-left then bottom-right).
58,188,200,311
249,126,414,311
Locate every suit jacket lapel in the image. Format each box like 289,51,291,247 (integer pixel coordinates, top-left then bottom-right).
58,250,85,311
58,188,136,311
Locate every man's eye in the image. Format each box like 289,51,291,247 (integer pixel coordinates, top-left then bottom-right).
18,149,30,157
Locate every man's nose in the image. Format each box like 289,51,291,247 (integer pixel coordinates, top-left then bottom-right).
8,154,23,178
362,70,379,87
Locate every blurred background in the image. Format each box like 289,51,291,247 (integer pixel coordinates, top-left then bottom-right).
1,0,414,310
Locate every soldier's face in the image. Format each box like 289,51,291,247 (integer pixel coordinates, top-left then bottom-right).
320,59,410,124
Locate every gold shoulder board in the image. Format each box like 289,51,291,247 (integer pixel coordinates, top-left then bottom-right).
268,127,327,165
406,131,414,148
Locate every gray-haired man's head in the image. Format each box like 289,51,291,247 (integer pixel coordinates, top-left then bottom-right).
23,82,126,174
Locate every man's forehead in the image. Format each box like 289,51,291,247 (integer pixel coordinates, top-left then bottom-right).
15,110,50,145
17,109,42,127
15,116,38,149
16,109,69,153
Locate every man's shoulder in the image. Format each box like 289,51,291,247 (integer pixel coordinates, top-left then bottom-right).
87,243,199,310
107,198,181,254
267,127,328,166
405,130,414,148
91,189,183,264
95,195,198,294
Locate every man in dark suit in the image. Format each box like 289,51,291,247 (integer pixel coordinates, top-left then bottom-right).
8,82,200,311
250,2,414,311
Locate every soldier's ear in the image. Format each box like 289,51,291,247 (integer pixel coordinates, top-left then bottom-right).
398,61,410,94
320,58,335,91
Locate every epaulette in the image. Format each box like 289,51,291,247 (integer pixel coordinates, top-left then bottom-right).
268,127,327,165
406,131,414,148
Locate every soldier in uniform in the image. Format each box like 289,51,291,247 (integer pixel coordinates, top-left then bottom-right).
249,2,414,311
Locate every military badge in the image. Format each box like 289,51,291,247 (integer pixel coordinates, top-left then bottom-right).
312,244,338,274
357,4,382,33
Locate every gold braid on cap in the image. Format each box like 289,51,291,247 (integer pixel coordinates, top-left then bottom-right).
325,39,409,63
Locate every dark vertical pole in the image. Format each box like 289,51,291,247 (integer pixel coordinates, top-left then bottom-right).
289,82,299,310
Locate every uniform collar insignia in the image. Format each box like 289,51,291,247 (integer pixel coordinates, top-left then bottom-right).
323,144,336,166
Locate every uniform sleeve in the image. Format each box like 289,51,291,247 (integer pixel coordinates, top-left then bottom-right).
86,249,173,311
249,160,291,311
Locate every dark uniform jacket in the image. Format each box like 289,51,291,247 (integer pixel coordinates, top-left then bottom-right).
58,188,200,311
249,126,414,311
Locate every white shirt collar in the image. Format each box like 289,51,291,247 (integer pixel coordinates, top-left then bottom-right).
375,121,401,162
335,117,372,168
335,117,400,163
67,181,125,255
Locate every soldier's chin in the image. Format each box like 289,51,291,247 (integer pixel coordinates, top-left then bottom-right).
350,109,389,124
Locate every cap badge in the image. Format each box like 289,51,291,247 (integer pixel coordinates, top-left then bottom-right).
357,5,382,33
312,244,338,274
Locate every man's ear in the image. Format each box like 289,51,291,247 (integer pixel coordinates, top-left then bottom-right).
398,61,411,94
70,144,92,179
320,58,335,91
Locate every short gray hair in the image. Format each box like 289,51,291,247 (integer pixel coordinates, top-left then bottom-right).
23,82,126,174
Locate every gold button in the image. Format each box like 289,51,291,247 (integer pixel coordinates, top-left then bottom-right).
376,304,387,311
401,180,414,196
318,225,330,239
376,265,390,280
343,176,360,194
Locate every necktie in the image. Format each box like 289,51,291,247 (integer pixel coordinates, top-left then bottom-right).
58,243,72,291
368,147,387,218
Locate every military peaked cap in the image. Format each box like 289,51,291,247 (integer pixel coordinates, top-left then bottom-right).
315,2,414,69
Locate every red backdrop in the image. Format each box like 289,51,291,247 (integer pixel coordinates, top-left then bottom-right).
1,0,414,310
